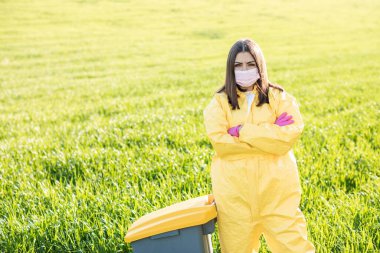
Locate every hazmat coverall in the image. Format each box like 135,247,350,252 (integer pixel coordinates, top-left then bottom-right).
203,85,315,253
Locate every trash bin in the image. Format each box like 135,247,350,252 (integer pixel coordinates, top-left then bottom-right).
125,194,217,253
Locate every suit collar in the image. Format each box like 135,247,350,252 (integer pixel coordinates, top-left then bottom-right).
236,84,259,96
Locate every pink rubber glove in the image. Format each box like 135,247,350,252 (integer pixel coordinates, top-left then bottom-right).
228,125,242,137
275,112,294,126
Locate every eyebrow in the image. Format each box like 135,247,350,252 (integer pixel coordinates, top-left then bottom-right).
234,61,256,64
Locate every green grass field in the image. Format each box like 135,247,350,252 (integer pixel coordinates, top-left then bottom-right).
1,0,379,252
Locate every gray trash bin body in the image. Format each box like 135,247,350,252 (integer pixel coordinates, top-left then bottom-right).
131,218,216,253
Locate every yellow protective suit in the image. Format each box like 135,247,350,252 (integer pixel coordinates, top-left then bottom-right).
203,85,315,253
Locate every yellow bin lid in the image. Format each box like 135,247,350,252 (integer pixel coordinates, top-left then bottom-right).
125,194,217,243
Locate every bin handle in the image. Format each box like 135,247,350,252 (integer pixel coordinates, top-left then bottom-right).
207,194,215,205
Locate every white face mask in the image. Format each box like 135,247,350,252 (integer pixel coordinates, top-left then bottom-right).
234,67,260,87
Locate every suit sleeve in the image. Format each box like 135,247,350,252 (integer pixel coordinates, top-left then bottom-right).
238,90,305,156
203,94,263,158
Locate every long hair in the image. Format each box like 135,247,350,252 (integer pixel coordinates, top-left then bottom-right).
216,38,284,110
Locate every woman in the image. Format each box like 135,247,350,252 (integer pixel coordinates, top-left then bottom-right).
203,38,315,253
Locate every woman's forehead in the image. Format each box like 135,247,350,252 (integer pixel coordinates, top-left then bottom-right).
235,52,255,62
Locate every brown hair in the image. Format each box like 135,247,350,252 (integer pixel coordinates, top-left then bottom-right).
216,38,284,110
